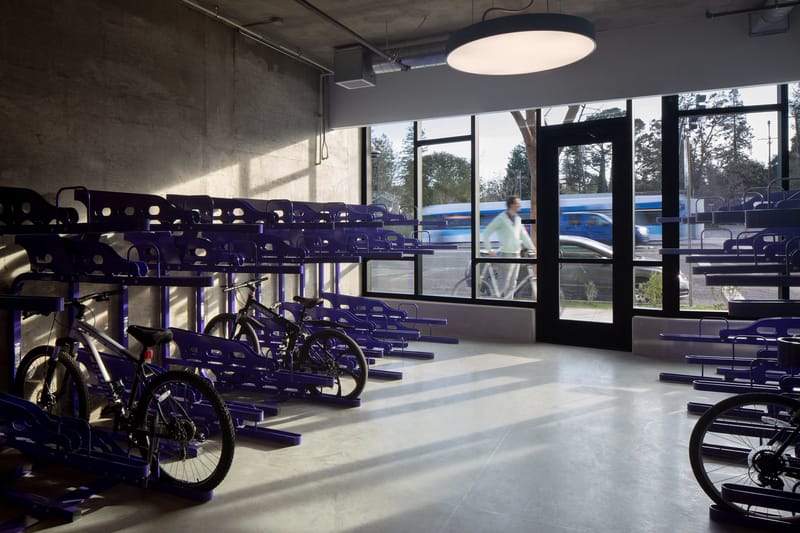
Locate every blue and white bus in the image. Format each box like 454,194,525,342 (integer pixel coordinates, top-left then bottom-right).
420,193,683,243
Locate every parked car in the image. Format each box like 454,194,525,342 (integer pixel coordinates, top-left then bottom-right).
559,235,689,303
560,211,650,245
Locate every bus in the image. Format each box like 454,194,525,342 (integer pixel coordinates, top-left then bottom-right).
420,193,683,243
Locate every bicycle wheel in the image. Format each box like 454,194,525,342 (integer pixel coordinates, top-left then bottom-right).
14,345,88,419
204,313,260,353
512,271,537,300
451,276,471,297
134,370,235,492
689,392,800,522
298,329,368,400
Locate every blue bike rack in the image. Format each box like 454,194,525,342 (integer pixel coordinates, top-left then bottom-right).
0,295,213,529
166,327,361,408
659,317,800,386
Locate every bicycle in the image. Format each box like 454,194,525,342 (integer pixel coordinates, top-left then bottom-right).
689,392,800,523
203,277,368,400
14,289,235,492
451,249,537,300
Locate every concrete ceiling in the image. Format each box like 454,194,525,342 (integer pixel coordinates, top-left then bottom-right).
185,0,764,69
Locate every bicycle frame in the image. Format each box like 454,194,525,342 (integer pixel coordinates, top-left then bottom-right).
225,277,343,358
54,312,152,419
477,262,537,300
235,292,303,355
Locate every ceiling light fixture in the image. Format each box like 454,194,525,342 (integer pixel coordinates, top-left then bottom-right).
446,3,597,76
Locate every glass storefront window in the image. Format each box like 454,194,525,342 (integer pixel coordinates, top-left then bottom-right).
633,96,663,309
419,141,473,297
541,99,626,126
418,116,471,140
679,107,782,310
475,110,536,302
790,82,800,178
369,122,414,215
679,84,778,110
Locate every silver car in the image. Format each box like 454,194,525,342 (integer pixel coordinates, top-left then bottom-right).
559,235,689,303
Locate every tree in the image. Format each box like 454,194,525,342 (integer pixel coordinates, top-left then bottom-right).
395,125,417,213
790,85,800,177
635,118,662,192
510,109,539,246
421,151,471,205
679,90,764,199
481,144,531,201
370,134,399,210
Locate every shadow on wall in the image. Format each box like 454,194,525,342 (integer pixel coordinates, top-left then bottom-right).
0,0,361,368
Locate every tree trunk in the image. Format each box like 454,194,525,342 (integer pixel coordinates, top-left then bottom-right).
511,110,538,247
510,105,582,249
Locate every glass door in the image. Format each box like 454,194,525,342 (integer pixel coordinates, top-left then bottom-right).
536,116,634,350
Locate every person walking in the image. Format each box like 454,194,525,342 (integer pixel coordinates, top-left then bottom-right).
480,196,535,298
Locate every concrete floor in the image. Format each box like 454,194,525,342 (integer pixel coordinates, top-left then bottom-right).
2,340,756,532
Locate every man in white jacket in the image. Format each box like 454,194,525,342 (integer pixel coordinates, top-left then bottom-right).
480,196,536,298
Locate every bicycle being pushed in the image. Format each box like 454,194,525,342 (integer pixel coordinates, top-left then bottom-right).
451,248,537,300
14,290,235,492
203,276,368,400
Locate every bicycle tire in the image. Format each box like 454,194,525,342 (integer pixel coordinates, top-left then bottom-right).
134,370,235,492
512,273,537,300
204,313,260,353
14,345,89,420
689,392,800,522
451,276,471,297
298,329,368,400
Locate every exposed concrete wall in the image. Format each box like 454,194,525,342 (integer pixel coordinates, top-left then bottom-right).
0,0,360,385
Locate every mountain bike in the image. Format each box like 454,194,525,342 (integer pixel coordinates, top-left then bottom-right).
14,290,235,492
203,277,368,399
689,392,800,523
451,249,537,299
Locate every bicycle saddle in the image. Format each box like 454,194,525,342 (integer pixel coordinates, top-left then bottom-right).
127,325,174,346
293,295,324,308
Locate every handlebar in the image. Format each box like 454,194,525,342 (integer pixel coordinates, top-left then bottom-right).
67,289,126,305
22,288,125,318
479,249,536,258
222,276,269,293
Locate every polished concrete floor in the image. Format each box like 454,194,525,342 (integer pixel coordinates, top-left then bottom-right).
2,340,755,532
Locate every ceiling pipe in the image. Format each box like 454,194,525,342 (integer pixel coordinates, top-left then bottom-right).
371,41,449,74
291,0,411,71
179,0,333,74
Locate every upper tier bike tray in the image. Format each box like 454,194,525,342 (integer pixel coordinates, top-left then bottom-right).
0,186,150,234
728,299,800,318
73,188,262,233
660,316,800,344
14,235,214,287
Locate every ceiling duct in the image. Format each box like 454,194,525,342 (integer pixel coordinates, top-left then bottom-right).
371,39,449,74
706,1,797,36
750,2,795,35
334,45,377,89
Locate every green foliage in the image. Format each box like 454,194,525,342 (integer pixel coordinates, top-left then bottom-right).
679,89,767,198
559,143,613,194
635,118,662,192
370,134,399,210
638,271,663,306
482,144,531,201
421,151,472,204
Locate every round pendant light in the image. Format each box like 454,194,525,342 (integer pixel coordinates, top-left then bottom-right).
446,13,597,76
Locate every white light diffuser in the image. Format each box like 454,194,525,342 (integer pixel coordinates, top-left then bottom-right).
446,13,597,76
